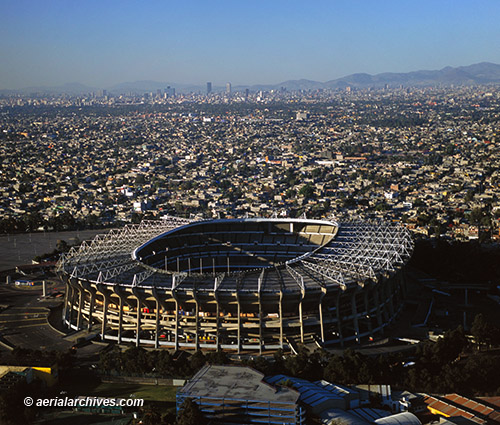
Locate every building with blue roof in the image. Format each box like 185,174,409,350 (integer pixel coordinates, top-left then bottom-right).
265,375,360,414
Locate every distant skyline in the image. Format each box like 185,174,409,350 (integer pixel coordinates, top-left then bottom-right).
2,0,500,90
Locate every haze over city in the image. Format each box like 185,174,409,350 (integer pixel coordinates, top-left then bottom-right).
2,0,500,89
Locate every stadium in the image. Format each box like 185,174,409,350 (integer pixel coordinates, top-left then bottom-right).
57,216,413,353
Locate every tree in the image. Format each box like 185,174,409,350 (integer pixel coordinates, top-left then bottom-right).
157,350,175,376
123,346,150,374
176,398,208,425
189,351,206,372
471,314,494,348
141,406,162,425
469,207,484,225
56,239,69,253
298,183,316,199
58,211,76,229
135,174,146,185
23,212,44,232
465,190,475,203
205,351,229,365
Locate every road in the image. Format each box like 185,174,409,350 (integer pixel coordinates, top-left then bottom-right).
0,283,74,351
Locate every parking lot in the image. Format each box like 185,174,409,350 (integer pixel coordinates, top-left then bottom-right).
0,283,74,352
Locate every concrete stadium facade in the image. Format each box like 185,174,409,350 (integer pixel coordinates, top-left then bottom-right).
57,216,413,353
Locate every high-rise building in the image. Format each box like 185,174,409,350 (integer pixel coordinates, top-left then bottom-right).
296,111,309,121
226,82,231,94
206,82,212,95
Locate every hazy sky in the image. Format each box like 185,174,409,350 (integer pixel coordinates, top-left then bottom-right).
1,0,500,89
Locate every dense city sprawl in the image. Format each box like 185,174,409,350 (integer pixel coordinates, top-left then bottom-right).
1,86,499,242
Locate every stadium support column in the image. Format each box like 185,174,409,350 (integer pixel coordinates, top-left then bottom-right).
71,283,79,325
101,292,109,341
175,299,180,350
76,287,83,330
390,280,396,318
364,288,373,337
118,295,124,344
214,277,221,351
237,291,242,354
463,288,468,330
373,285,383,331
399,270,407,299
136,297,142,347
63,281,72,325
379,282,389,324
258,270,264,355
335,291,344,347
351,290,360,344
78,281,92,331
193,290,200,351
155,298,160,349
67,277,81,327
87,289,96,332
152,287,164,349
171,274,181,350
171,290,180,351
279,290,284,349
319,288,327,344
385,278,395,319
258,297,263,355
215,300,221,351
299,290,305,343
111,286,124,344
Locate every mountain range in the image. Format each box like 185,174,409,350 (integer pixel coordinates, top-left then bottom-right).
3,62,500,95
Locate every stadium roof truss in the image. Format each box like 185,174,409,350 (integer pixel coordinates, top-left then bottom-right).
58,217,413,295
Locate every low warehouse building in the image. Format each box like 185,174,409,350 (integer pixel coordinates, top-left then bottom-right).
177,364,306,424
